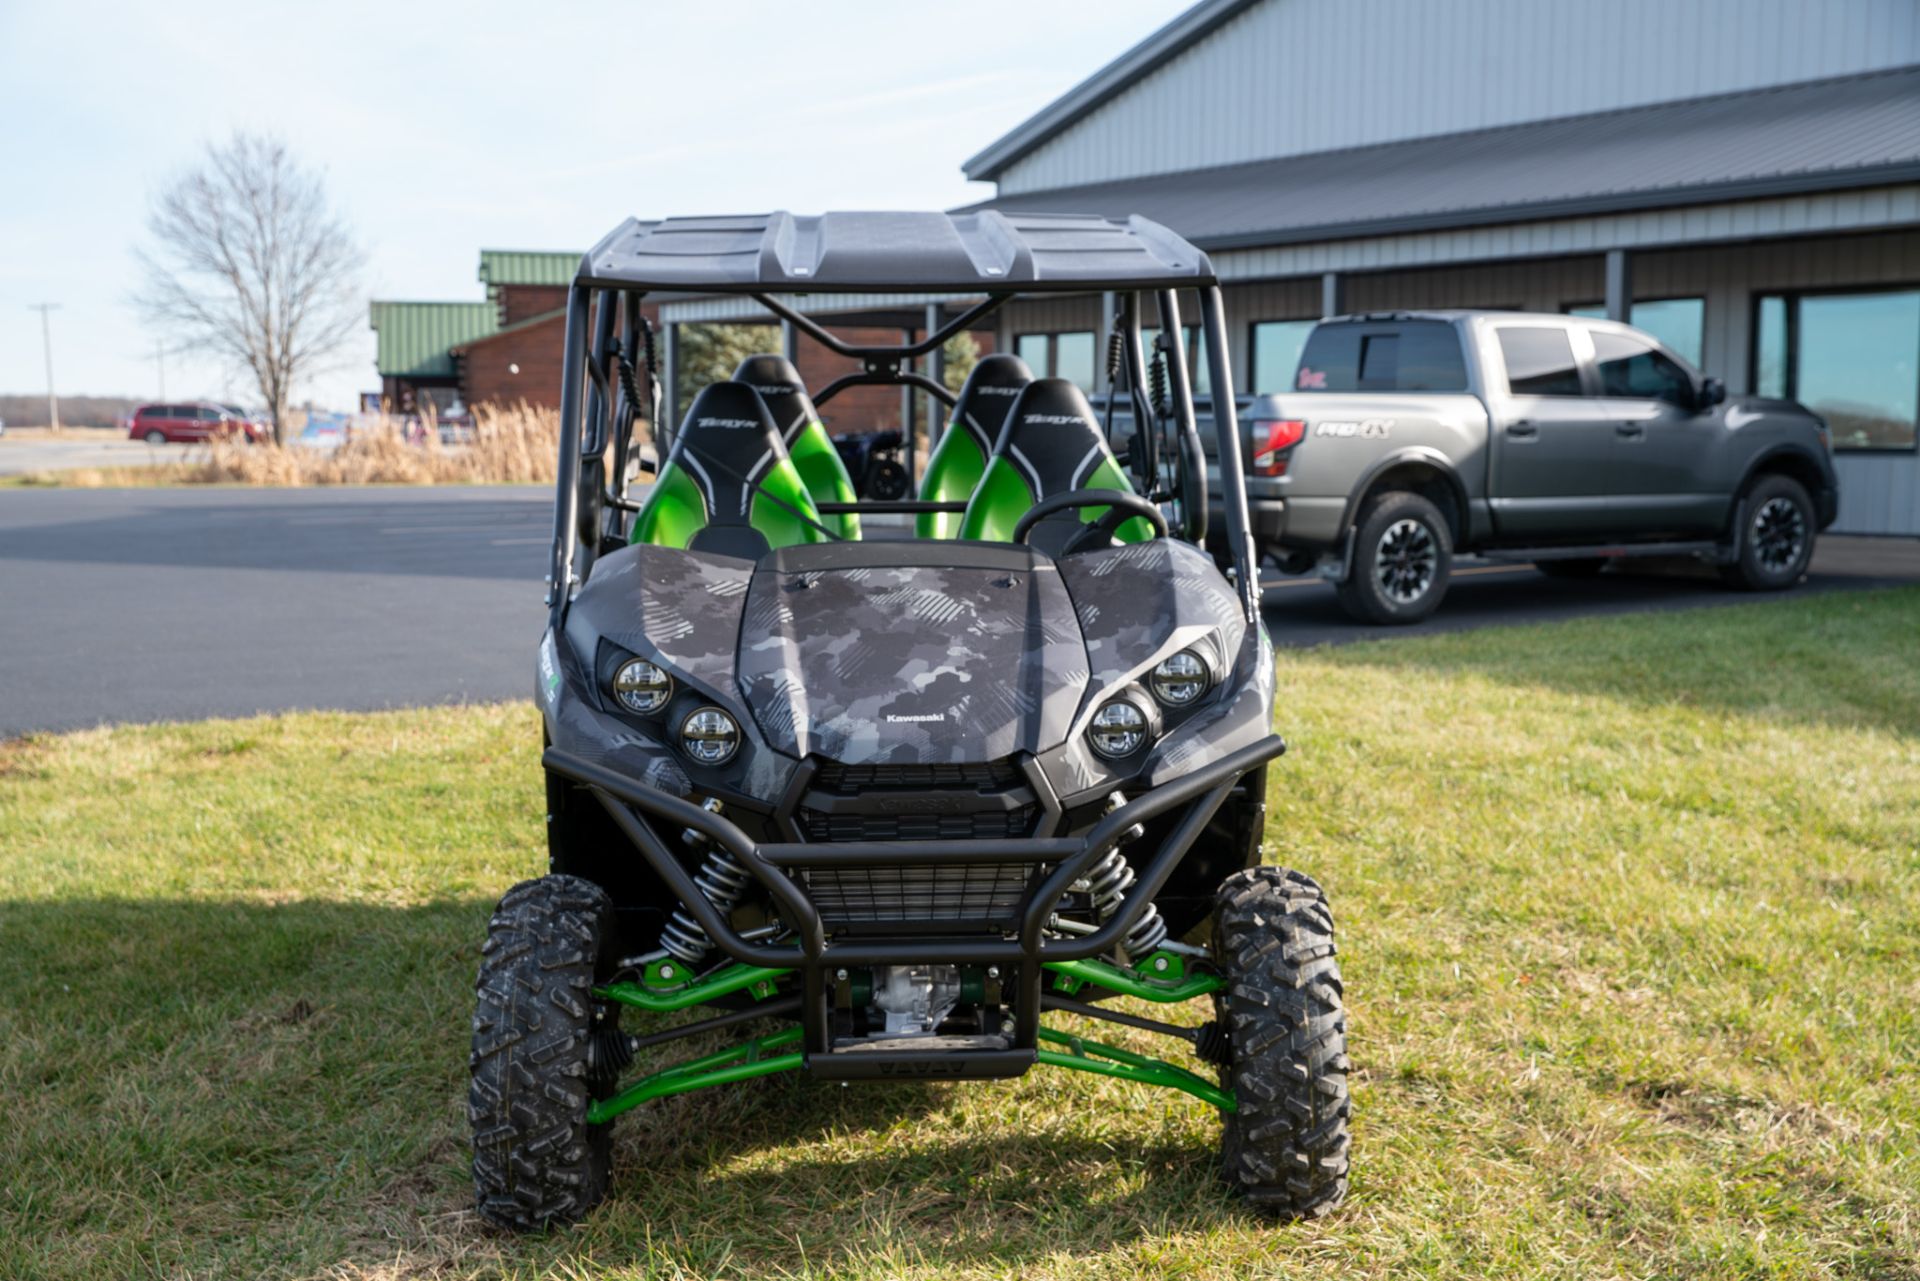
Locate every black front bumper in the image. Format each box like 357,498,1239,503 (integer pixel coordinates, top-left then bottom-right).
541,734,1285,1061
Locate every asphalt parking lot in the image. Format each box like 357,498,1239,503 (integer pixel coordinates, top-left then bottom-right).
2,484,1915,736
0,429,179,476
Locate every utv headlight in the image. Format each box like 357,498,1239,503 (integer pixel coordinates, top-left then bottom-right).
679,706,740,765
1087,698,1150,760
1149,648,1211,707
610,658,673,715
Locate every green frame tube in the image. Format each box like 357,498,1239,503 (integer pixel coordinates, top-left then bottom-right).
586,1026,804,1124
1037,1027,1235,1112
1042,956,1225,1003
596,962,792,1013
581,954,1238,1123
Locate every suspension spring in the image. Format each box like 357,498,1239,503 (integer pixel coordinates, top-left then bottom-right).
658,802,752,966
1080,846,1168,962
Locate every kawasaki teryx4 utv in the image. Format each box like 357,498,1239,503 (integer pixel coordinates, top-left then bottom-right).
471,211,1349,1230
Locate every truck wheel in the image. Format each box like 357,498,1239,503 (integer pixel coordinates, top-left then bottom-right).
470,874,618,1232
1534,557,1608,579
1334,491,1452,624
1214,866,1350,1218
1722,473,1815,591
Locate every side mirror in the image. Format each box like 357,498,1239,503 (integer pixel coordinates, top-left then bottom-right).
1699,377,1726,408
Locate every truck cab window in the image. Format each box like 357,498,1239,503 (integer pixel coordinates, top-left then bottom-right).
1496,327,1583,396
1294,321,1467,392
1591,331,1694,406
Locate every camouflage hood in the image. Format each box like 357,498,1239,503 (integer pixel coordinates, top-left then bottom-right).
736,544,1086,763
564,539,1248,773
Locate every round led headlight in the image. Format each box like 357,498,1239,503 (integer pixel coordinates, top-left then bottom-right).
610,658,673,715
1149,648,1211,707
1087,698,1150,760
679,706,740,765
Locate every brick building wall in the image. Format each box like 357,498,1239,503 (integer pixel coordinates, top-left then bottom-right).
498,284,568,327
457,314,568,410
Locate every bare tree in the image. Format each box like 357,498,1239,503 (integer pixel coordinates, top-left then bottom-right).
136,133,364,444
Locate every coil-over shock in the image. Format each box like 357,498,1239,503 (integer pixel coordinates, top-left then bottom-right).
1076,790,1167,961
657,800,753,967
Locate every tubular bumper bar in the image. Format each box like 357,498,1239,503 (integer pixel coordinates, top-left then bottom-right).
542,735,1285,970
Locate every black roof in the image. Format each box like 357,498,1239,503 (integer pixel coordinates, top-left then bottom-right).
969,66,1920,250
575,210,1214,293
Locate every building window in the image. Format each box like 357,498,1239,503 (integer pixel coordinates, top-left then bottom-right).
1013,330,1096,393
1566,297,1705,367
1250,320,1316,395
1753,288,1920,451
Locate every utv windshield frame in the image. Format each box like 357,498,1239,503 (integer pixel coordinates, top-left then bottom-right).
546,210,1262,625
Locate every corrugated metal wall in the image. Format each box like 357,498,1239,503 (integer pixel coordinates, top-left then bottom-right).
996,0,1920,194
1003,228,1920,534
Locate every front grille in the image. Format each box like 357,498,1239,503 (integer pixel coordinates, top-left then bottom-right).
811,759,1024,794
791,754,1045,931
799,807,1035,844
801,862,1034,926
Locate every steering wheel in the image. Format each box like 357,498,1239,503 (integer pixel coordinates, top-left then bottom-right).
1012,488,1169,552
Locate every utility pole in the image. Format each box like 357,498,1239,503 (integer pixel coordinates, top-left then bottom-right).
29,303,61,433
155,340,166,399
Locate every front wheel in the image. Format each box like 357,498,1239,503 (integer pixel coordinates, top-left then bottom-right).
1334,490,1453,624
1214,866,1351,1218
143,430,167,446
470,874,619,1231
1722,473,1815,591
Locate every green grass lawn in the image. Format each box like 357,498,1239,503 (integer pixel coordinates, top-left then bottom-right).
3,590,1917,1280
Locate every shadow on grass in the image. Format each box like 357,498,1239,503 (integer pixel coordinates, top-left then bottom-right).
2,896,1226,1278
1304,585,1920,740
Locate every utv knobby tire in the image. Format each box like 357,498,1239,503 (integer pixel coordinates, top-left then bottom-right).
1721,472,1815,591
1214,866,1351,1218
469,874,617,1232
1334,490,1452,625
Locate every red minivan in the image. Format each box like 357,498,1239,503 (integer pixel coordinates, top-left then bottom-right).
129,402,264,445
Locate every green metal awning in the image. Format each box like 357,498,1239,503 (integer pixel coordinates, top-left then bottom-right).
478,249,583,300
368,302,499,378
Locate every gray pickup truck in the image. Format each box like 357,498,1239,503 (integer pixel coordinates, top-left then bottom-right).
1192,310,1840,623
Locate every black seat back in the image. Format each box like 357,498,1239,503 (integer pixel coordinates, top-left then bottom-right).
946,352,1032,460
988,377,1130,498
732,354,817,444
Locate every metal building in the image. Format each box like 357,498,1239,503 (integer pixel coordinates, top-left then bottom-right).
964,0,1920,535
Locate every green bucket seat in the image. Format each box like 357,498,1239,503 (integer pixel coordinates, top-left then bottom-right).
956,378,1157,553
733,354,860,540
629,381,829,558
916,353,1032,539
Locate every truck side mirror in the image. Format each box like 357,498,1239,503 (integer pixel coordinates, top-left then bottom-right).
1699,377,1726,408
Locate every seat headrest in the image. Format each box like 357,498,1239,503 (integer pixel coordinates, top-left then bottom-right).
732,354,820,445
992,378,1121,496
672,381,792,522
948,353,1032,457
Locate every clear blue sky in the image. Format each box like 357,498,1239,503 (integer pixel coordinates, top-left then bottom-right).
0,0,1181,410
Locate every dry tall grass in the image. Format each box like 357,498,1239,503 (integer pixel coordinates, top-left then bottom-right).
12,403,583,489
196,403,565,486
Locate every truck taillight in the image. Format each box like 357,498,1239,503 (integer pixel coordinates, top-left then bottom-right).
1250,418,1306,476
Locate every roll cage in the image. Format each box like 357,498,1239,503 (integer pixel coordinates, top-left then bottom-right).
546,210,1262,623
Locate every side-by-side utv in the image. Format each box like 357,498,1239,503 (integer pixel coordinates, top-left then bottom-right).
470,211,1349,1230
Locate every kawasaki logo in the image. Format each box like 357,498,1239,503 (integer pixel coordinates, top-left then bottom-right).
696,417,761,429
748,384,798,396
886,712,946,724
977,386,1020,396
1024,413,1085,425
